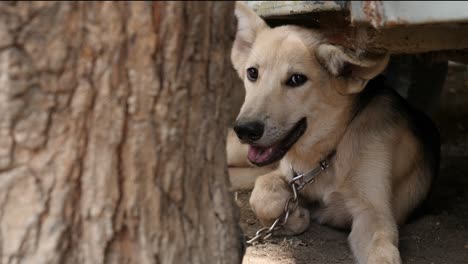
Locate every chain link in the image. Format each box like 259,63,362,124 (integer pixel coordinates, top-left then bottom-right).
246,180,300,245
246,155,334,245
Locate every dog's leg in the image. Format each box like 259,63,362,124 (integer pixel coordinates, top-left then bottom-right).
226,128,250,167
346,155,402,264
349,208,401,264
250,170,310,234
229,166,276,190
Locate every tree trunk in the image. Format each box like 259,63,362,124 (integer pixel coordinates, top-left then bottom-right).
0,2,242,263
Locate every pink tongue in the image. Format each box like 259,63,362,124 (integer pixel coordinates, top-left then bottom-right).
248,146,274,164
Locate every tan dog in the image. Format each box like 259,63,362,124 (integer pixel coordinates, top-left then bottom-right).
228,2,440,264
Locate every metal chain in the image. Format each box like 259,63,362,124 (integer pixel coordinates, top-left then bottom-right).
246,177,300,245
246,158,333,245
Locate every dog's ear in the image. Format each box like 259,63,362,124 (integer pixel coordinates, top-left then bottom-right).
231,1,268,78
315,44,389,94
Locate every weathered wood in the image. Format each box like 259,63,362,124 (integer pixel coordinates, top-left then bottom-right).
257,14,468,55
0,2,242,263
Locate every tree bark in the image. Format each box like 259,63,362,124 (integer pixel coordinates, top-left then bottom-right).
0,1,242,263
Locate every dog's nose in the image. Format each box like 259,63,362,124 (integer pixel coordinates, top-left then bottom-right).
233,121,264,142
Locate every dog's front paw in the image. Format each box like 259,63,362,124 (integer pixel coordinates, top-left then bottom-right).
249,174,310,235
367,242,401,264
280,205,310,235
249,177,289,226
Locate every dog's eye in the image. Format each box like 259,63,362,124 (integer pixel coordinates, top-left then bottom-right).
286,74,308,87
246,67,258,82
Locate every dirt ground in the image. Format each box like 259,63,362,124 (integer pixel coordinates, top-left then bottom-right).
236,63,468,264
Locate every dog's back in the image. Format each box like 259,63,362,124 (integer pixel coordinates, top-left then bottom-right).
355,75,440,177
351,75,440,219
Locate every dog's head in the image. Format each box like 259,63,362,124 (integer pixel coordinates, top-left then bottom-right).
231,2,389,166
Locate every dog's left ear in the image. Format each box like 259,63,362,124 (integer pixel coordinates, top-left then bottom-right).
315,44,389,94
231,1,268,78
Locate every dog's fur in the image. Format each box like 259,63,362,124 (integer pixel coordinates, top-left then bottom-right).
228,2,440,264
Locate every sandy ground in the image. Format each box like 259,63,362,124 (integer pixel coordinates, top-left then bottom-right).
236,64,468,264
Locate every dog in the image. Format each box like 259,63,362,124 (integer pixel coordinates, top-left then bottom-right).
227,2,440,264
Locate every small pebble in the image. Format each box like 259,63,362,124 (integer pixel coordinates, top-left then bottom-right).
287,238,307,247
298,242,308,247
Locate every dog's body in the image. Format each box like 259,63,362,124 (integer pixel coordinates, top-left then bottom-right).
228,3,440,264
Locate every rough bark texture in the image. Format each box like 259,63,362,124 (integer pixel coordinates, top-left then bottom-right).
0,2,242,263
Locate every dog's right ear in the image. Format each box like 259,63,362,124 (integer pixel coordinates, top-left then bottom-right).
315,44,389,94
231,1,268,78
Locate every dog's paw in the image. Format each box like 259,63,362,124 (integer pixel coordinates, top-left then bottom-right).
249,180,289,226
367,242,401,264
279,205,310,235
249,174,310,235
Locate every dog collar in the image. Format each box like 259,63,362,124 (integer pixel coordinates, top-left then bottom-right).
289,150,336,191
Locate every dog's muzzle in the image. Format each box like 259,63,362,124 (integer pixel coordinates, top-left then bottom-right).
246,117,307,166
233,120,265,143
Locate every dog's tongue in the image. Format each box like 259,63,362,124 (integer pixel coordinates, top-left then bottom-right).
248,145,274,164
